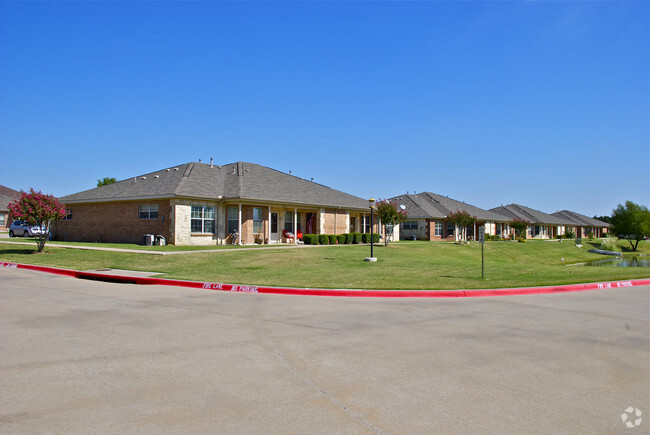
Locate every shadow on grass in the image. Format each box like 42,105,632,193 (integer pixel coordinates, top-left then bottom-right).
0,248,42,255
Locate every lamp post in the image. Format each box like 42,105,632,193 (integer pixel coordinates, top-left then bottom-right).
365,197,377,262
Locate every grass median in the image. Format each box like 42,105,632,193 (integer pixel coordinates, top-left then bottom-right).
1,238,648,290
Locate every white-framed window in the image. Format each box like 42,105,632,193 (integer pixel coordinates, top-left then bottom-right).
363,216,370,233
227,206,238,234
191,206,215,233
404,221,418,230
253,207,263,233
62,209,73,220
0,214,5,227
435,221,443,236
139,204,158,219
284,210,294,232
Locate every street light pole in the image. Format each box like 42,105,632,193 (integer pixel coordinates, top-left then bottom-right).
365,198,377,262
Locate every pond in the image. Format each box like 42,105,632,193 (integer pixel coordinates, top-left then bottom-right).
585,256,650,267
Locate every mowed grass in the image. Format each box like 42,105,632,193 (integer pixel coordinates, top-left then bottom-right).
1,239,648,290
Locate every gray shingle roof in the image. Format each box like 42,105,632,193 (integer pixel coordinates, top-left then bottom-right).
0,194,16,212
60,161,370,210
490,204,570,225
389,192,508,221
551,210,611,228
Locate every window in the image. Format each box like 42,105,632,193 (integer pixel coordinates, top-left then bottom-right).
63,209,73,220
227,206,238,234
447,222,455,235
0,214,5,227
253,207,263,233
363,216,370,233
404,221,418,230
533,225,540,236
139,204,158,219
496,223,502,236
435,221,443,236
284,210,294,232
191,206,215,233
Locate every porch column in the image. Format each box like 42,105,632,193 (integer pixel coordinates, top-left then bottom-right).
238,204,242,244
268,207,272,243
294,208,297,236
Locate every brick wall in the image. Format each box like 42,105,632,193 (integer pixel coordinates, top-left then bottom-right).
55,200,171,244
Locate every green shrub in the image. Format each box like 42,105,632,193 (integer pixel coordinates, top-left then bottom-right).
337,234,346,244
345,233,352,244
372,233,380,243
328,234,337,244
362,233,369,244
352,233,362,244
319,234,329,245
303,234,318,245
517,237,526,243
564,229,575,239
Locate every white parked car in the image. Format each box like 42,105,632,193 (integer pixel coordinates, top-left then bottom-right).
9,220,47,238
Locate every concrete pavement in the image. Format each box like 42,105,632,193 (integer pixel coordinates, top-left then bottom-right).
1,267,648,433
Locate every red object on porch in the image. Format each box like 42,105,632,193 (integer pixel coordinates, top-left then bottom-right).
282,230,295,243
296,230,303,240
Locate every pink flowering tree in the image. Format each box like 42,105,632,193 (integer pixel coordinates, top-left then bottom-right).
8,189,66,252
446,210,477,243
375,199,408,246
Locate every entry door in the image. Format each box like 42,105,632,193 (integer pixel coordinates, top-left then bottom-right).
270,213,279,242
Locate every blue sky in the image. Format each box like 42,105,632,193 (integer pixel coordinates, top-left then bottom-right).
1,1,647,217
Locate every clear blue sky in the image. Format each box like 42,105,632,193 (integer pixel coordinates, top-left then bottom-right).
1,1,647,217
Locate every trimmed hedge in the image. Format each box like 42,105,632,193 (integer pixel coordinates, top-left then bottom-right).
302,234,318,245
328,234,337,245
318,234,329,245
337,234,346,244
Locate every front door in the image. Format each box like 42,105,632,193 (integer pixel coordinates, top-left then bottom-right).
270,213,279,242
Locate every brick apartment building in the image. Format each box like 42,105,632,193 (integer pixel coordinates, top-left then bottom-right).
57,161,377,246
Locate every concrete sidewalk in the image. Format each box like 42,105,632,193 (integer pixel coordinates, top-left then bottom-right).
0,239,306,255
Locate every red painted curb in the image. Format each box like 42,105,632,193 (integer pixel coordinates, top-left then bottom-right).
2,262,649,298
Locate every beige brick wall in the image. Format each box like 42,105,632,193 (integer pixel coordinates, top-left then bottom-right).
55,200,171,244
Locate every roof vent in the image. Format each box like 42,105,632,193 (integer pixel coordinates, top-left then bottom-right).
166,168,170,172
141,176,146,180
210,157,214,168
154,175,159,179
174,168,179,171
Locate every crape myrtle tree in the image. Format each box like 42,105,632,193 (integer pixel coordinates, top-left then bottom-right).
509,217,531,239
375,199,408,246
8,189,66,253
446,210,476,243
610,200,650,251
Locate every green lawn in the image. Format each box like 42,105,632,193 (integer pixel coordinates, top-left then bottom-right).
1,239,648,290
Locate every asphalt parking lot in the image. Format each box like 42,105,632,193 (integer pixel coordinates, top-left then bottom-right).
1,267,648,434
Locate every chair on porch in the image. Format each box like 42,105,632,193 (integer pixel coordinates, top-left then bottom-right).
282,229,295,244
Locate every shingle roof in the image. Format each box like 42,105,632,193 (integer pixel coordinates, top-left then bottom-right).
0,194,15,212
490,204,570,225
551,210,611,228
60,161,370,210
0,185,20,200
388,192,508,221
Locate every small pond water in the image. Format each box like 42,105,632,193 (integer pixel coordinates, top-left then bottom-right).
585,256,650,267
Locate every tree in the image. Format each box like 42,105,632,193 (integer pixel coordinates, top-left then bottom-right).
97,177,117,187
8,189,66,252
446,210,477,243
375,199,408,246
509,218,531,239
610,201,650,251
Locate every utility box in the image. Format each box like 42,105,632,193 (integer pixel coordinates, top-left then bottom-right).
143,234,154,246
155,235,166,246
